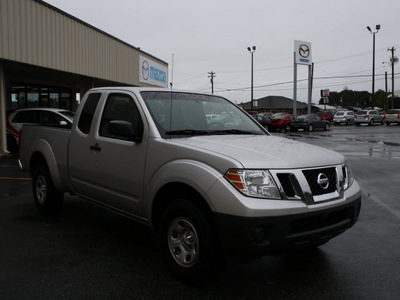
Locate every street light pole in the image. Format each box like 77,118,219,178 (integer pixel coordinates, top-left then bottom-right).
247,46,256,111
367,25,380,109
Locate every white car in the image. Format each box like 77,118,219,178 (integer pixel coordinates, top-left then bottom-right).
385,109,400,125
6,108,74,153
333,111,355,125
354,110,384,126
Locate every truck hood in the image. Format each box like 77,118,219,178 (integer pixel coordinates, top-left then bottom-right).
172,135,344,169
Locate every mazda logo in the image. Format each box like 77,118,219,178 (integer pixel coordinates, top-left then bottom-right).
317,173,329,190
142,60,149,80
299,44,310,58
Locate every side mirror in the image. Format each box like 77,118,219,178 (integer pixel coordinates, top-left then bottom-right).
108,120,142,143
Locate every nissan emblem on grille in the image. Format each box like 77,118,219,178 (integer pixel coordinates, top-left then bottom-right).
317,173,330,190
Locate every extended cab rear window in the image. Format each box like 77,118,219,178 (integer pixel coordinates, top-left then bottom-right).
78,93,101,134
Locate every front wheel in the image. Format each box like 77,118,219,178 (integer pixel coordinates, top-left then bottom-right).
32,165,63,215
308,124,314,132
324,123,330,131
284,123,292,132
161,198,221,283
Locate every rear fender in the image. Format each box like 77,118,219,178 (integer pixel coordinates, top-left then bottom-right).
29,138,67,192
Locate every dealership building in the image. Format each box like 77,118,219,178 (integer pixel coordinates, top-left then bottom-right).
0,0,168,156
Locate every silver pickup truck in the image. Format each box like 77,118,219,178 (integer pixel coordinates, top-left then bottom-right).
19,87,361,282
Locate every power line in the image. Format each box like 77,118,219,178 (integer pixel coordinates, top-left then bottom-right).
215,72,400,93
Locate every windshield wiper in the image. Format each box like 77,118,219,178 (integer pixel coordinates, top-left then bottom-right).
165,129,263,136
210,129,262,135
165,129,211,136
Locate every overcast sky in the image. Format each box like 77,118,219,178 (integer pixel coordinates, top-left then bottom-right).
45,0,400,104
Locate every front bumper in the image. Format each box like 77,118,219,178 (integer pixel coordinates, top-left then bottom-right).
214,194,361,256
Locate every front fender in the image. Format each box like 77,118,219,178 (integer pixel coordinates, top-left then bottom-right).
143,159,223,220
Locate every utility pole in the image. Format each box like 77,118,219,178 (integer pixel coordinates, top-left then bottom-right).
208,71,216,94
388,47,396,108
385,71,388,111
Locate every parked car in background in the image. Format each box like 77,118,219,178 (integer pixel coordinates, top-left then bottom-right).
251,114,271,129
270,114,296,131
291,114,330,131
333,111,355,125
6,108,74,153
316,111,334,122
385,109,400,125
354,110,384,126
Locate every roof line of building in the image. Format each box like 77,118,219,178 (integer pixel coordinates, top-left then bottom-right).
37,0,167,65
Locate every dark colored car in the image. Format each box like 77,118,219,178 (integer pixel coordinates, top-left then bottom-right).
316,111,334,122
291,114,330,132
251,114,271,129
270,114,296,132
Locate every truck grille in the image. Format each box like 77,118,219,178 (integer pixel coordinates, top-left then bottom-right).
273,165,343,204
302,167,337,195
277,173,296,197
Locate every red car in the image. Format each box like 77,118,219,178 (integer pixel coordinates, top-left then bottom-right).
316,111,334,122
270,114,296,131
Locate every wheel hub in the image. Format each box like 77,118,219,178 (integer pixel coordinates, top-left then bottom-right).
168,217,199,267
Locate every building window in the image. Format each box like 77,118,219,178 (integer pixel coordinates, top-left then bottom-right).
10,83,72,110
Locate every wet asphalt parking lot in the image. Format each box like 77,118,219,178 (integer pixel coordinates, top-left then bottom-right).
1,124,399,299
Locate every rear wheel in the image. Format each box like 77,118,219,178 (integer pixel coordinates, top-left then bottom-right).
369,119,374,126
324,123,330,131
284,123,292,132
32,164,63,215
161,198,221,283
308,124,314,132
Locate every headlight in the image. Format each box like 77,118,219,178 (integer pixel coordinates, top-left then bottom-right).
224,169,281,199
343,163,354,190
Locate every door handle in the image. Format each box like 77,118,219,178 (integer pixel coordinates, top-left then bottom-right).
90,143,101,152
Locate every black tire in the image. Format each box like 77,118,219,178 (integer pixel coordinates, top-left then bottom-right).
369,119,374,126
284,123,291,132
346,120,350,125
324,123,330,131
386,122,390,126
32,164,63,215
160,198,221,283
308,124,314,132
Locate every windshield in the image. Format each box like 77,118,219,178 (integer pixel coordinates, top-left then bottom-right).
59,111,75,122
141,91,266,138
